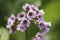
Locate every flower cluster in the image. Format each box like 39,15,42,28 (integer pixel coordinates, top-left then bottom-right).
33,32,45,40
6,3,51,40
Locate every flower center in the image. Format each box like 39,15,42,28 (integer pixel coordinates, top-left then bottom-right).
23,20,27,24
26,6,29,11
29,12,32,16
20,14,24,17
38,15,41,18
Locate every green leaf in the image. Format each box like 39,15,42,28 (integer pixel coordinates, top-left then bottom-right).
0,27,9,40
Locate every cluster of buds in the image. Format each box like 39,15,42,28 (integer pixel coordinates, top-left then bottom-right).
6,3,51,40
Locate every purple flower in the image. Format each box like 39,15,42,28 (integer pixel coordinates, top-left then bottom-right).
17,12,25,21
38,21,51,32
6,24,16,34
23,3,32,11
20,17,30,27
27,9,36,20
7,14,16,25
33,37,41,40
37,10,44,21
33,37,45,40
6,25,13,34
39,10,44,15
41,21,51,27
32,5,39,11
6,14,16,29
44,28,50,33
6,25,15,34
33,32,45,40
35,32,44,38
17,24,26,32
6,14,16,34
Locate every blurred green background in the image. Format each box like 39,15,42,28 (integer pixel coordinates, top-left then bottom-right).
0,0,60,40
